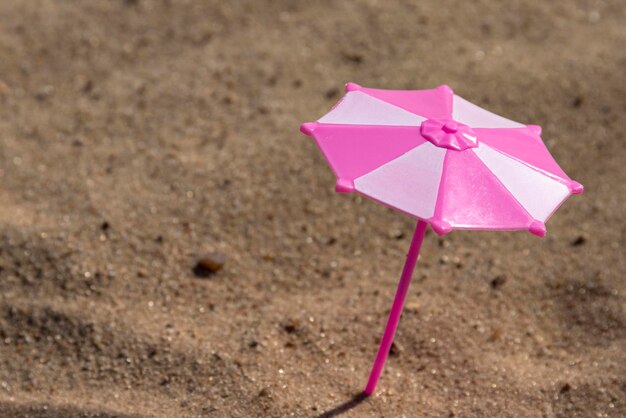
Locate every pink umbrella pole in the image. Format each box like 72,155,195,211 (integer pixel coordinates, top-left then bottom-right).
364,220,428,396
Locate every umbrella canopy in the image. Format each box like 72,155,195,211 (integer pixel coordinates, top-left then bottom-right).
298,83,583,396
300,83,583,237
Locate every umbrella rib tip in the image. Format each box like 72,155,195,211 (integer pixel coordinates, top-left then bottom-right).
529,221,546,237
527,125,542,136
345,82,362,92
300,122,318,136
429,219,452,235
569,181,584,194
335,178,355,193
437,84,454,95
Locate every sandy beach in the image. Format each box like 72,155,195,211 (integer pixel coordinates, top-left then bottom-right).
0,1,624,417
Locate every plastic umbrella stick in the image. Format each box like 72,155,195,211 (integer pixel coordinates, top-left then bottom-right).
364,220,428,396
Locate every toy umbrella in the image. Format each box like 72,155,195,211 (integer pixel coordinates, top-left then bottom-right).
299,83,583,396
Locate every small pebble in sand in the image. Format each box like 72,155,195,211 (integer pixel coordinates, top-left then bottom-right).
570,235,586,247
193,252,226,278
342,51,363,64
388,229,405,240
491,275,506,289
405,302,420,313
282,318,301,334
389,341,402,357
35,85,54,101
325,87,339,99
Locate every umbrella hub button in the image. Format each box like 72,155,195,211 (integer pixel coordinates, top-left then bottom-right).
420,118,478,151
442,121,459,133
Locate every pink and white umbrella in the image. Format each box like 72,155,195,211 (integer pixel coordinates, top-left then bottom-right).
299,83,583,395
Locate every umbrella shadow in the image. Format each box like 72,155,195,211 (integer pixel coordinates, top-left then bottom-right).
314,392,368,418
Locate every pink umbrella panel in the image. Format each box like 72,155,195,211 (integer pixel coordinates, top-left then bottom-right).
300,83,583,237
299,83,583,396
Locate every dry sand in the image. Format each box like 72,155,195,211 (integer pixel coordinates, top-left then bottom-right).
0,1,624,417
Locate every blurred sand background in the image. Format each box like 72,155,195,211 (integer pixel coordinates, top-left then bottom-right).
0,1,624,417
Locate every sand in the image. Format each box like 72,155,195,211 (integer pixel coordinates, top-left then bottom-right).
0,1,624,417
